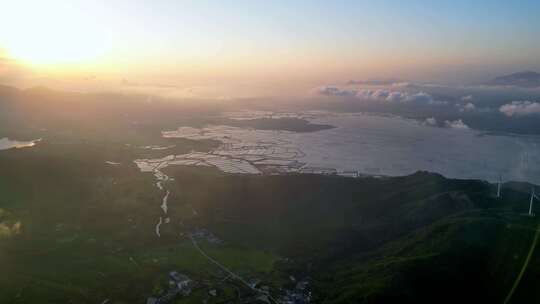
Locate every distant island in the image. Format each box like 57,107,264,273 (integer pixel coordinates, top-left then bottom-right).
218,117,335,132
489,71,540,87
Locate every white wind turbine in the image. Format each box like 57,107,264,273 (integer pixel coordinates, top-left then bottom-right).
497,175,502,198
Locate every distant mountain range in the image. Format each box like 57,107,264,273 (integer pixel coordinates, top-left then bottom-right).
346,78,402,86
489,71,540,87
346,72,540,88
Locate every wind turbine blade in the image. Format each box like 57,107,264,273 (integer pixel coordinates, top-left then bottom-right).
529,188,535,215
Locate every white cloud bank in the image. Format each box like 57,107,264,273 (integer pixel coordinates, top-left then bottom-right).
318,86,444,105
444,119,469,129
499,101,540,117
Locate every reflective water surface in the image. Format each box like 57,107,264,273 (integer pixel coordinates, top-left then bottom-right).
163,112,540,184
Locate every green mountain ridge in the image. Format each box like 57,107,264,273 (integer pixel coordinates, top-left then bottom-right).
1,142,539,303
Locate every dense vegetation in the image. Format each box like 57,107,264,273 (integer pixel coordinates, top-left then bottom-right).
1,132,539,303
164,167,540,303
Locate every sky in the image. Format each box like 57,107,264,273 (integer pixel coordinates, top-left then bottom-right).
0,0,539,98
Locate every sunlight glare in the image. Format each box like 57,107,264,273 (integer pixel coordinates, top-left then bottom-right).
1,1,112,65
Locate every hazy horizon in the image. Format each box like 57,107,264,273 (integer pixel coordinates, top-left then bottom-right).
1,0,540,99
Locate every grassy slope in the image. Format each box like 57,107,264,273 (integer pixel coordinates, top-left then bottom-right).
0,142,275,304
317,213,540,303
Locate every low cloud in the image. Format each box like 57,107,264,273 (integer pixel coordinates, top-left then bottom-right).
463,102,476,111
391,82,417,88
318,86,357,97
458,102,476,112
461,95,474,102
499,101,540,117
358,89,445,104
424,117,438,126
319,86,444,105
444,119,469,129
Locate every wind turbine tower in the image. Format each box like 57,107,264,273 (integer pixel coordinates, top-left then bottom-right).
497,175,502,198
